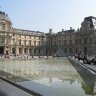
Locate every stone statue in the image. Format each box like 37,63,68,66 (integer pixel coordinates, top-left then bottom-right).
92,18,96,29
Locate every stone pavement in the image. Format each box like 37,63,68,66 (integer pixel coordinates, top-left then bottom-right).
70,57,96,74
84,64,96,73
0,79,34,96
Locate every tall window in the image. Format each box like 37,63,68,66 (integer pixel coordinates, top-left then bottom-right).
34,41,36,46
0,24,5,30
84,38,87,44
64,48,67,54
29,41,31,46
34,49,36,53
76,40,78,45
38,41,40,46
13,38,15,44
64,40,67,45
59,41,61,46
24,48,27,53
69,48,72,53
54,41,56,46
0,37,5,44
19,48,22,54
90,38,92,43
29,48,31,54
24,40,26,45
13,34,15,36
69,40,72,45
34,36,36,39
19,40,21,45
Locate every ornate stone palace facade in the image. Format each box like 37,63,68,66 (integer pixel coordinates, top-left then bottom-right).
0,11,96,56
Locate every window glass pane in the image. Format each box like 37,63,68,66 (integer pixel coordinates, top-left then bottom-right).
0,37,5,44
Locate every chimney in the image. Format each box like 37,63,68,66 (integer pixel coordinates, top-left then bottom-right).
70,27,72,30
49,29,52,34
62,29,64,31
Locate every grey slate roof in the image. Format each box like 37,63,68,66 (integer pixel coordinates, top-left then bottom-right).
0,11,10,22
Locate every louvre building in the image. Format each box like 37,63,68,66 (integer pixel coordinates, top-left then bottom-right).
0,11,96,56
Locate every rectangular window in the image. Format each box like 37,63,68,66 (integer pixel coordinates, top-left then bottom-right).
64,48,67,54
24,48,27,53
24,40,26,45
76,40,78,45
34,41,36,46
13,34,15,36
59,41,60,46
54,41,56,46
90,38,92,43
19,48,21,53
19,40,21,45
29,41,31,46
69,40,72,45
39,41,40,46
34,36,36,39
0,37,5,44
0,24,5,30
79,39,81,44
69,48,72,53
64,40,67,45
84,38,87,44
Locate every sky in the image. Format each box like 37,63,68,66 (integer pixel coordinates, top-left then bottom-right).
0,0,96,33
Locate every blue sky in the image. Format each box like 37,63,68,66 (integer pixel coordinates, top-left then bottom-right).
0,0,96,32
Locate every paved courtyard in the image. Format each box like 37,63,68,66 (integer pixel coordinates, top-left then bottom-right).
0,79,34,96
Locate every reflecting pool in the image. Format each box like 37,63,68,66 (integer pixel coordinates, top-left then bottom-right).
0,57,96,96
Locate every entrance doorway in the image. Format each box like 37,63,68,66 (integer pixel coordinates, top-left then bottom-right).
0,47,4,54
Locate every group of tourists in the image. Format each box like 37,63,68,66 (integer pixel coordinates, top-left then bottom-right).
74,54,96,65
0,54,55,59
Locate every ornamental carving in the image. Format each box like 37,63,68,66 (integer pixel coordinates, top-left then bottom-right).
80,20,91,31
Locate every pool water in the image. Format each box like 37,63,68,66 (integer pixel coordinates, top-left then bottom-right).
0,57,96,96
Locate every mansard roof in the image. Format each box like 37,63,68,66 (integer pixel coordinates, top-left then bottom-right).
0,11,10,22
84,16,96,20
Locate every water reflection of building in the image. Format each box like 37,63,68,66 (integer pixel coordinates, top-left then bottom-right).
69,59,96,95
1,64,96,95
0,11,96,56
0,58,96,95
